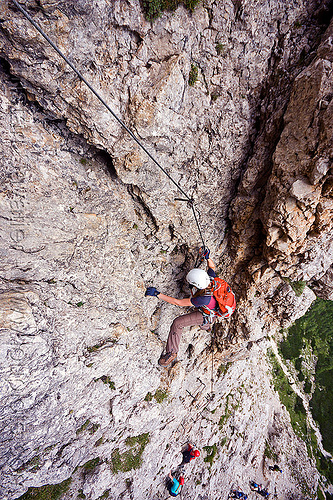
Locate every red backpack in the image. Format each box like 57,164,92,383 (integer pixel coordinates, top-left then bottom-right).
201,278,236,319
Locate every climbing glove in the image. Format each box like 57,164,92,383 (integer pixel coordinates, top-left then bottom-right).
145,287,160,297
199,246,210,260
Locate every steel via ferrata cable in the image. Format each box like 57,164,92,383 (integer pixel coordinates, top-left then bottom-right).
10,0,206,249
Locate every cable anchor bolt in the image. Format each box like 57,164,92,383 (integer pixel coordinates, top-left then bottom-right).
174,197,194,209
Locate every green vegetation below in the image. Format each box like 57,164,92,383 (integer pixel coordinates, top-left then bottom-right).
279,298,333,454
268,349,308,440
268,349,324,485
218,393,240,430
203,444,218,467
217,362,231,378
284,278,307,297
264,440,278,462
111,433,150,474
76,419,99,436
142,0,200,20
82,457,101,471
97,491,110,500
188,64,198,86
316,454,333,487
97,375,115,391
16,478,72,500
311,367,333,455
144,389,168,403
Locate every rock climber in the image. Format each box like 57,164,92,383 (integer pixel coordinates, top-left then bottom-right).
145,247,235,366
250,482,269,498
268,464,282,473
229,490,248,500
168,471,184,497
145,247,216,366
180,443,200,464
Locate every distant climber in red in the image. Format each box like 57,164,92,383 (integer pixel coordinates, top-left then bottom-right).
181,443,200,464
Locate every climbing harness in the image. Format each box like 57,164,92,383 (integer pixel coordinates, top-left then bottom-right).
10,0,206,249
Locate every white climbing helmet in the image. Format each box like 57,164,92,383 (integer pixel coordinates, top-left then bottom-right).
186,268,210,290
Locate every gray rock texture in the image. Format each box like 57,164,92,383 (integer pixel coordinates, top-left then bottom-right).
0,0,332,499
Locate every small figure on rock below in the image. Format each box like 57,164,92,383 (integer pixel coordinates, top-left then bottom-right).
145,247,236,366
268,464,282,473
168,471,184,497
229,490,248,499
180,443,200,464
250,481,269,498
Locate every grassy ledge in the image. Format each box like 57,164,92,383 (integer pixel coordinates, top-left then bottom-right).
142,0,201,21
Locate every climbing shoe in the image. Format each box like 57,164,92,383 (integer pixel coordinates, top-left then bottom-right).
158,352,177,366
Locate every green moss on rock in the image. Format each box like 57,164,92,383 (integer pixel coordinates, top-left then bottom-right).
142,0,200,21
279,299,333,455
16,478,72,500
111,433,150,474
188,63,198,86
203,444,218,466
82,457,101,471
268,350,308,440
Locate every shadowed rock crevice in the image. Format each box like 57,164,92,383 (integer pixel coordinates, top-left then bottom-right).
127,184,159,234
94,149,118,180
228,7,333,278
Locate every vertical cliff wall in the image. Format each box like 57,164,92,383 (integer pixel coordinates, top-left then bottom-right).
0,1,332,499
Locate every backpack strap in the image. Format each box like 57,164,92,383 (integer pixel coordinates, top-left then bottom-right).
200,308,216,323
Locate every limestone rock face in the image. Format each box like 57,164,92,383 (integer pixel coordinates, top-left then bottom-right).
230,15,333,286
311,266,333,300
0,1,332,499
261,21,333,280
